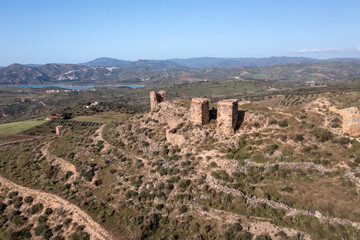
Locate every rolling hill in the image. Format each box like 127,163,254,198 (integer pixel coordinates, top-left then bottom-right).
0,58,360,85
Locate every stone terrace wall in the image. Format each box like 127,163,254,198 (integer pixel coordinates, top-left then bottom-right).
150,91,167,111
190,98,210,125
217,99,238,134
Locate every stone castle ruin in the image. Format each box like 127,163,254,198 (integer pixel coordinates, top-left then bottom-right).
190,98,210,125
150,91,167,111
55,125,66,135
216,99,241,134
150,91,245,135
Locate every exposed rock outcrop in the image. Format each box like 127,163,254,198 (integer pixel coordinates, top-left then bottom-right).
330,106,360,136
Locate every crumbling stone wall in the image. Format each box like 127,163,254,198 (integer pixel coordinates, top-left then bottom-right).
217,99,238,134
190,98,210,125
158,90,167,101
55,125,66,135
150,91,167,111
166,122,185,146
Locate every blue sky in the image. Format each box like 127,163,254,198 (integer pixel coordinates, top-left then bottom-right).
0,0,360,65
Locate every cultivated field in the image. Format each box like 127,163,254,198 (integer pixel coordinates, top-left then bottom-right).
0,120,46,136
73,112,131,123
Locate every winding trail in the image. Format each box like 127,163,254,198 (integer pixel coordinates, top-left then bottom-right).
41,142,79,182
278,111,301,122
0,175,115,240
99,122,360,233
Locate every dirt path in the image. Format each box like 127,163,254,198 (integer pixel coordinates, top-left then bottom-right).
97,123,360,234
278,111,301,122
94,124,116,151
41,142,79,182
0,175,115,240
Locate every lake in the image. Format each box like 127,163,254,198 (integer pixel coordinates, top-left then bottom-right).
11,84,144,90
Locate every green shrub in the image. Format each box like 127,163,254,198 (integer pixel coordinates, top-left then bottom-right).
34,225,53,240
269,119,277,125
8,191,19,199
158,167,168,176
9,228,31,240
0,203,7,214
281,186,293,193
28,203,44,215
45,208,53,215
208,162,218,168
64,171,74,180
70,232,90,240
38,215,48,224
81,168,95,182
313,128,332,142
337,137,350,145
294,134,304,142
11,215,28,227
265,144,278,155
94,179,103,186
178,179,191,189
179,205,188,213
155,204,164,210
211,170,233,182
24,196,33,204
278,120,288,127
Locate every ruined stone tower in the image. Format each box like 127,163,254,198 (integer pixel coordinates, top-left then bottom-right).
190,98,210,125
217,99,238,134
55,125,66,135
150,91,167,111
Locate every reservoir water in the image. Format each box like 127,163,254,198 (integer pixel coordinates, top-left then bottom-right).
10,84,143,90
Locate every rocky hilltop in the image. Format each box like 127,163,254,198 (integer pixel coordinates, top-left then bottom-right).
1,90,360,239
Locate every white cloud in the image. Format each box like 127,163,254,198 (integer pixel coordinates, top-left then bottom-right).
289,47,360,58
297,48,341,53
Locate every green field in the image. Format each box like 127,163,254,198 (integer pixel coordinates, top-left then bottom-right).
73,112,131,123
0,120,47,136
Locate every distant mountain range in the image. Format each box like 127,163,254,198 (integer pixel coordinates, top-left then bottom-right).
80,56,360,68
80,57,308,68
0,57,360,85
